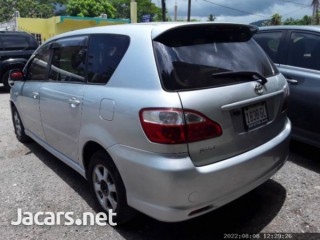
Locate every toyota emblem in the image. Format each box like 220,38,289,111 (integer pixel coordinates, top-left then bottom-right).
254,83,264,95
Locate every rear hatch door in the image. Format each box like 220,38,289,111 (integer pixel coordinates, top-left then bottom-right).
153,24,288,166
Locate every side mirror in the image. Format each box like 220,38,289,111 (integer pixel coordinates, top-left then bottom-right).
9,69,24,87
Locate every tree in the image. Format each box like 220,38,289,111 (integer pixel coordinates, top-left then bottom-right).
283,17,298,25
110,0,161,22
0,0,15,22
300,15,312,25
282,15,312,25
263,13,282,26
207,14,216,22
66,0,116,18
0,0,65,22
270,13,282,25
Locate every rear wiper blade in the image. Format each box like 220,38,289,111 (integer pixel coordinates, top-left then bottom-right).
212,71,268,85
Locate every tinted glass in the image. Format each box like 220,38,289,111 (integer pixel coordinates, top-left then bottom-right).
87,34,130,84
288,32,320,71
154,26,278,91
1,34,38,50
49,36,88,83
27,44,51,81
254,31,283,63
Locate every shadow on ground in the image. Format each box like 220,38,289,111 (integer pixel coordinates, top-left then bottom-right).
24,142,95,210
117,180,286,239
289,140,320,174
24,141,287,239
0,86,9,94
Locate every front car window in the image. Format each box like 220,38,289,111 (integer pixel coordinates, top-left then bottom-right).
26,44,51,81
288,32,320,71
154,25,278,91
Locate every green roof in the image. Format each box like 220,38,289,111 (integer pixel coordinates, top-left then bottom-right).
60,16,130,24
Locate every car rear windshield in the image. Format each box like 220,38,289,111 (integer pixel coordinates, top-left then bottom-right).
153,25,278,91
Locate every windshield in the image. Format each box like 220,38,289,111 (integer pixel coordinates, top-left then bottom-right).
153,26,278,91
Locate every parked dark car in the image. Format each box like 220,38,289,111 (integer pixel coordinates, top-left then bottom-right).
0,31,38,91
254,26,320,148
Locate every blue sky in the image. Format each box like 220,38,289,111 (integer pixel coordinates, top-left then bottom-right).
151,0,314,23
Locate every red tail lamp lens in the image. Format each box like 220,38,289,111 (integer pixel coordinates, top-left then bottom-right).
140,108,222,144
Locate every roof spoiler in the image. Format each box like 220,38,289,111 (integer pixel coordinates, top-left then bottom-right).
153,23,258,46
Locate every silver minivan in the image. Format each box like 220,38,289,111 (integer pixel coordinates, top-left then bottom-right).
10,23,291,223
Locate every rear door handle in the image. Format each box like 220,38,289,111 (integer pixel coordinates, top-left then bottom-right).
69,96,81,108
32,91,39,99
285,75,299,85
286,78,298,84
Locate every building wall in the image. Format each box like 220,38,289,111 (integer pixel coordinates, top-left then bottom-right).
17,16,129,44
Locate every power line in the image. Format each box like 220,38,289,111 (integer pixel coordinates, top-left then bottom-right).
276,0,311,7
275,0,312,17
282,5,312,16
202,0,268,18
203,0,312,19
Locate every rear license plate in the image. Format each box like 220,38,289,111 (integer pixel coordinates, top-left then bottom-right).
243,102,268,130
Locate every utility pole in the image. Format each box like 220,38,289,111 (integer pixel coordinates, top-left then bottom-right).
130,0,137,23
161,0,166,22
187,0,191,21
312,0,319,24
174,0,177,21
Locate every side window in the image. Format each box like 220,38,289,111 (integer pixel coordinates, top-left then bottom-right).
49,36,88,83
288,32,320,71
26,44,51,81
87,34,130,84
1,35,30,50
254,31,283,63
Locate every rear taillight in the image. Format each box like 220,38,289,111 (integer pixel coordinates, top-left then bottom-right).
139,108,222,144
281,85,290,113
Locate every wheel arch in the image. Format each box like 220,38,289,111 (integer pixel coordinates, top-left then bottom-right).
82,141,114,179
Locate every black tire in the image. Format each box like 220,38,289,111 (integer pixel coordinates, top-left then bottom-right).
88,150,136,225
2,70,11,92
11,107,31,143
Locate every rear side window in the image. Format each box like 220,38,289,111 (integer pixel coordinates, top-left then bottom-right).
287,32,320,71
49,36,88,83
154,25,278,91
87,34,130,84
254,31,283,63
0,34,38,50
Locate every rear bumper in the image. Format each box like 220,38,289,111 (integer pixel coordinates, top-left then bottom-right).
109,119,291,222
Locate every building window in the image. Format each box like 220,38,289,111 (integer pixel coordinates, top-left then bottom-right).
31,33,42,45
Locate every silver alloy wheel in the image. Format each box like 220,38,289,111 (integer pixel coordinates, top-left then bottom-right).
93,164,118,211
14,111,22,137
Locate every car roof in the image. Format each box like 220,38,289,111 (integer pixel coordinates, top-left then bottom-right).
47,22,256,43
259,25,320,32
0,31,32,35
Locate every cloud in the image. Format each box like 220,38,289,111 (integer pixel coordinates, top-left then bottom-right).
152,0,313,23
